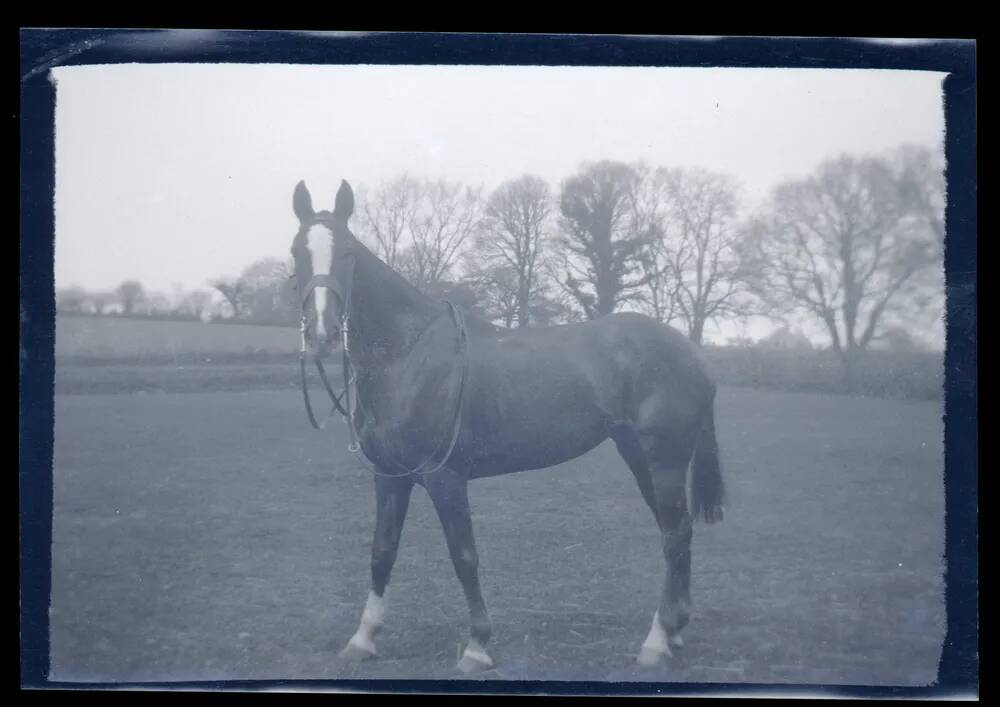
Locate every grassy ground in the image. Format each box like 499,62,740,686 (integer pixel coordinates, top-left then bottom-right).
56,361,304,395
56,315,297,360
49,386,945,686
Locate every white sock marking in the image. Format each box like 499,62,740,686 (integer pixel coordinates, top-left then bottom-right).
642,610,670,655
347,590,385,654
461,639,493,666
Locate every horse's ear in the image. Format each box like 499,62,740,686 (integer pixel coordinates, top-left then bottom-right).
293,181,314,223
334,180,354,221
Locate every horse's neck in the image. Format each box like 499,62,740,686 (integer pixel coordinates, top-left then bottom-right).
345,247,444,374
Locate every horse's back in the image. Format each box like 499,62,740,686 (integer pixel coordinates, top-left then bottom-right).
468,311,714,403
456,311,714,475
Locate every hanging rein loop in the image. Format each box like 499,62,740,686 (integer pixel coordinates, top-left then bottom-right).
298,250,469,477
299,319,350,428
344,300,469,478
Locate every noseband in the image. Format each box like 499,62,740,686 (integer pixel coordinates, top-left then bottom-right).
298,250,469,478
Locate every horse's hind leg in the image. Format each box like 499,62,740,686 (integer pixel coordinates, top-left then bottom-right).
612,424,690,665
637,459,693,665
339,472,414,661
612,425,660,529
630,414,700,665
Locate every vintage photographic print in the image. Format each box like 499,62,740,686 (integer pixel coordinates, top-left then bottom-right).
20,32,976,696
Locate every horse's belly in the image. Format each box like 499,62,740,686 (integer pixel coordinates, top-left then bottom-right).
466,432,607,478
461,383,611,477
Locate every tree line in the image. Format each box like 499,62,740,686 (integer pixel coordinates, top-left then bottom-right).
56,280,218,321
58,144,944,387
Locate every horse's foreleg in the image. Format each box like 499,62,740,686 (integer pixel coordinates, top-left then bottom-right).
339,472,414,661
424,469,493,674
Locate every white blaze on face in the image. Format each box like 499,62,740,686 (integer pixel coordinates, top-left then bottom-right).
306,224,335,339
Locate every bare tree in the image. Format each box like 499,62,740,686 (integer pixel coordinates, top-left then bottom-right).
423,279,483,316
211,278,247,320
893,144,945,245
527,287,578,327
890,144,947,339
659,167,756,345
477,175,552,327
636,236,682,325
464,261,520,328
558,161,651,318
624,165,681,325
116,280,145,316
745,152,944,390
356,175,422,270
403,179,484,291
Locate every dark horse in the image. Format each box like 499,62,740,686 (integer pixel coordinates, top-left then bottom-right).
290,180,724,673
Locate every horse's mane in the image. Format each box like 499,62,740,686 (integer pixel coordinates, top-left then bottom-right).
345,228,432,305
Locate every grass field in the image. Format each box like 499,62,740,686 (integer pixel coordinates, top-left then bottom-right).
56,315,298,361
49,385,945,686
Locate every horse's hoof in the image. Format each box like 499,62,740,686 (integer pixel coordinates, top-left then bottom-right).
637,646,669,666
338,640,377,662
456,649,494,674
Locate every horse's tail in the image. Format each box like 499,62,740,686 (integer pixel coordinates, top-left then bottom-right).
689,383,724,524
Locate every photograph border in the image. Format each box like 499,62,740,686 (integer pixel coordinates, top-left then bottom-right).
19,30,977,697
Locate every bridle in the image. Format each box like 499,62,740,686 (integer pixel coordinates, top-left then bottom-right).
298,266,353,428
297,242,469,478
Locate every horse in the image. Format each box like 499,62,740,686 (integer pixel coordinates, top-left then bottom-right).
289,179,724,674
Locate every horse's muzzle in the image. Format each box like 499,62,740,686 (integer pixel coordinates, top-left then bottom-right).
304,321,340,360
313,338,337,359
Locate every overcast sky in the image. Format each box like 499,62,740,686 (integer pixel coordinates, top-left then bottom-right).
52,63,945,297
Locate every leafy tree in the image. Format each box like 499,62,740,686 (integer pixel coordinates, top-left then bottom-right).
211,278,247,320
558,161,652,318
87,291,117,315
238,257,297,324
116,280,145,315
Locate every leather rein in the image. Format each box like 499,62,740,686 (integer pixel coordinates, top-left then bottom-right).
298,251,469,478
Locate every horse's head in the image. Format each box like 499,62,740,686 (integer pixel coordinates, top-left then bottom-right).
290,179,356,358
